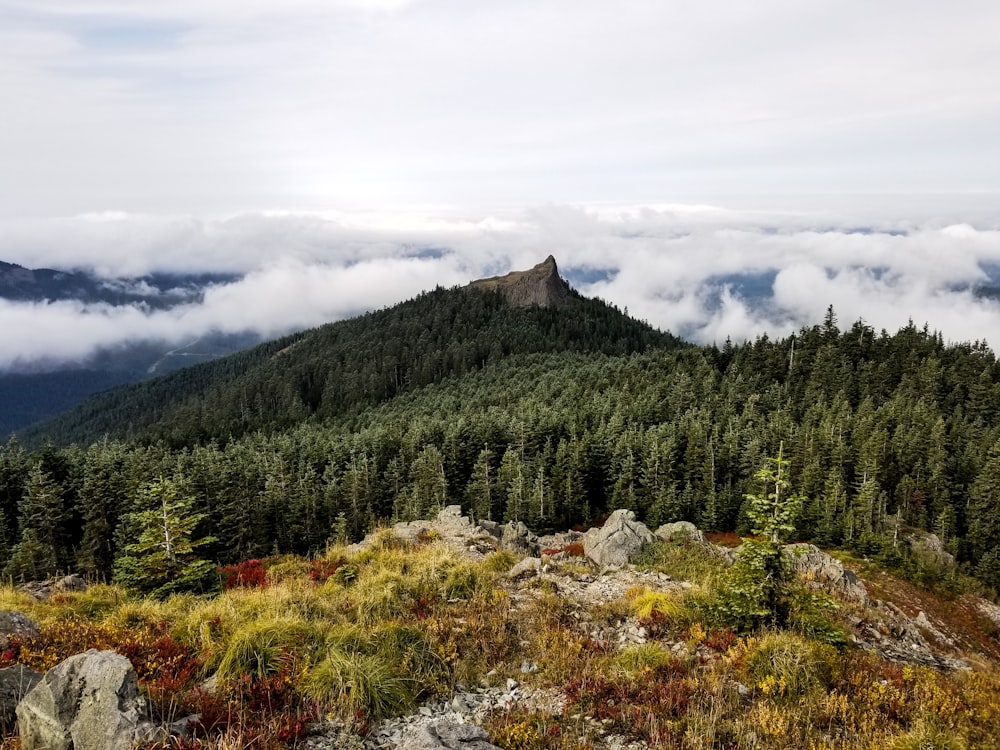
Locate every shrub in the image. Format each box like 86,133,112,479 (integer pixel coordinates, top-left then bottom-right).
219,559,268,590
738,632,837,700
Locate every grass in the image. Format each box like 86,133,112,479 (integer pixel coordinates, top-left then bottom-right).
632,538,728,590
0,535,999,749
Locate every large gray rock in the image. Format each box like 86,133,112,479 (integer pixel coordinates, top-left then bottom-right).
399,718,501,749
583,509,657,568
784,543,869,603
16,649,158,750
0,611,40,650
0,664,42,733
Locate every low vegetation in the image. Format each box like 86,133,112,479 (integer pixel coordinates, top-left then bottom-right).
1,529,998,749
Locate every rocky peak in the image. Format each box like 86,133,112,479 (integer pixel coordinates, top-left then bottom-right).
469,256,576,308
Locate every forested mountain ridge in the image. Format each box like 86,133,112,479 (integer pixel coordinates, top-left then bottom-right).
19,258,679,447
4,258,1000,598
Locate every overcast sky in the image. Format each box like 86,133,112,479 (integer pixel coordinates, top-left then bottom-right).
1,1,999,369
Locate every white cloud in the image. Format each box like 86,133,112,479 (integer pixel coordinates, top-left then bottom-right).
2,203,1000,370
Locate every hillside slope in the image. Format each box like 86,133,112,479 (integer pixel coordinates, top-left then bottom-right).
21,259,680,447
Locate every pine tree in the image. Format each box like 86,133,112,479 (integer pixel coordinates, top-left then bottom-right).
717,443,804,631
113,477,219,598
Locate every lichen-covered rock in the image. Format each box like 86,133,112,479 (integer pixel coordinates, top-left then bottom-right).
784,543,869,603
507,557,542,580
583,509,657,568
16,649,160,750
501,521,539,556
654,521,708,545
398,718,501,749
0,611,40,650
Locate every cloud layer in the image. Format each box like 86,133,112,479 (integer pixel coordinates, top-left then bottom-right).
2,1,999,216
2,202,1000,370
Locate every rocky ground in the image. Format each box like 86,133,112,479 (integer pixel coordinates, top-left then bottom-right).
298,507,987,749
6,506,995,750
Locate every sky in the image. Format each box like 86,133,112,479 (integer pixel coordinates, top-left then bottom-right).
1,0,1000,369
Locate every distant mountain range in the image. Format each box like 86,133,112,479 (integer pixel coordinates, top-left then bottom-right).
0,260,238,309
0,260,263,436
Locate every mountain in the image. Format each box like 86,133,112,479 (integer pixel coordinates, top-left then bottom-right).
0,260,264,436
0,260,238,308
20,258,680,446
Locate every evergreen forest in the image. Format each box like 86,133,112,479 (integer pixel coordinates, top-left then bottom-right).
4,283,1000,595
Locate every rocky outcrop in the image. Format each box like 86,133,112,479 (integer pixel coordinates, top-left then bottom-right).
20,575,87,602
583,509,657,568
500,521,540,556
0,611,40,650
784,543,869,604
16,649,160,750
0,664,41,733
469,256,576,308
398,718,501,749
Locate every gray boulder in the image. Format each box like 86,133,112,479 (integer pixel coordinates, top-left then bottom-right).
16,649,159,750
583,509,657,568
784,543,869,603
507,557,542,580
0,664,42,733
0,610,40,650
654,521,708,545
399,718,501,749
500,521,539,556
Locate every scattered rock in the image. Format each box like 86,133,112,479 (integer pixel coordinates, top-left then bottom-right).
0,664,42,733
583,509,657,568
0,610,40,649
16,649,161,750
784,543,869,604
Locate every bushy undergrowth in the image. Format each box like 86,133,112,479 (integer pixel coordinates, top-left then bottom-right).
1,532,999,749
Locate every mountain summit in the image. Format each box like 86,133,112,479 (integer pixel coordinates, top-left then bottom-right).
469,255,576,308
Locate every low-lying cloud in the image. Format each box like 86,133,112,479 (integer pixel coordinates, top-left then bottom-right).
1,202,1000,371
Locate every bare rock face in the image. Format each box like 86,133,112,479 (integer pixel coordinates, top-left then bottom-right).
583,509,657,568
469,256,576,308
398,718,501,750
16,649,159,750
784,543,869,604
0,611,40,650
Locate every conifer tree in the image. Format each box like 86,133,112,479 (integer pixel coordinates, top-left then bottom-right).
113,477,218,598
6,465,66,581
